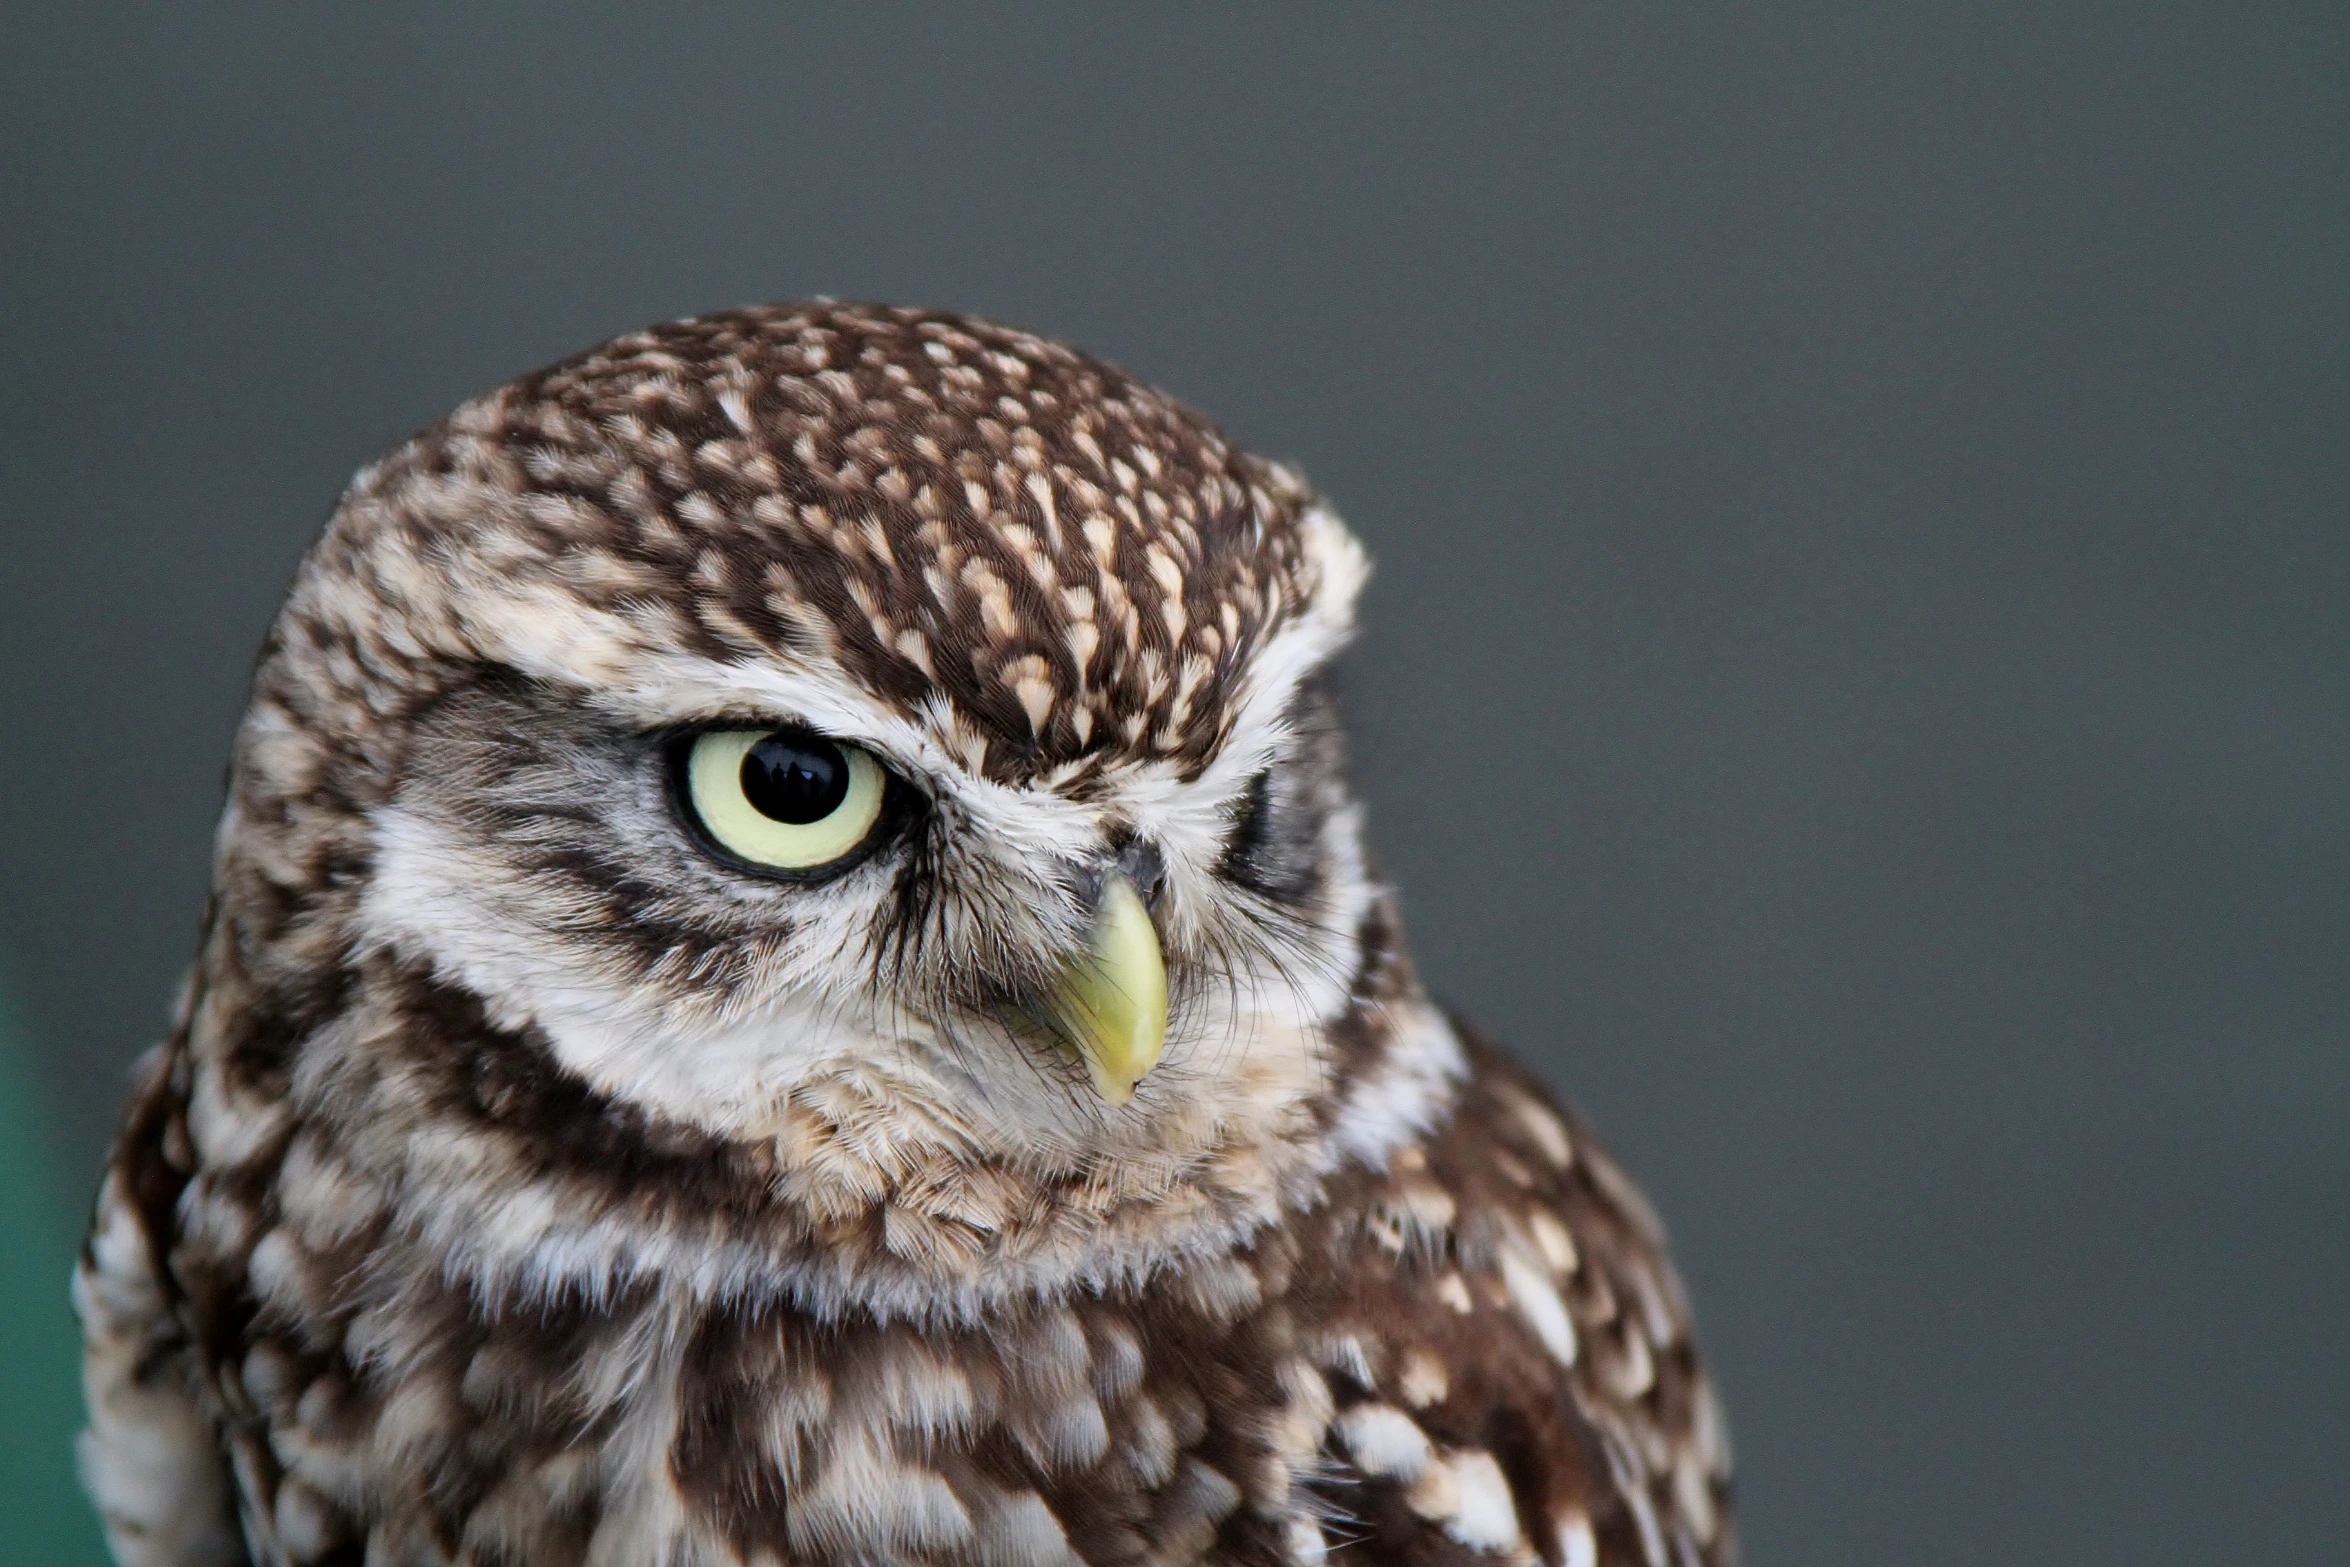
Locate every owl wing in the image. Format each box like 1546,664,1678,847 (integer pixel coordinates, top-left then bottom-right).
1297,1027,1733,1567
75,1042,248,1567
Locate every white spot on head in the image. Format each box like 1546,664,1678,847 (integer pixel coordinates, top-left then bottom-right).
1012,670,1056,734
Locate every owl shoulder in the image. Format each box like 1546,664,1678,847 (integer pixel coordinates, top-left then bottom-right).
1288,1025,1734,1566
76,1038,248,1567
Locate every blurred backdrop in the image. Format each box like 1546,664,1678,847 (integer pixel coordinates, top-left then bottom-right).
3,6,2344,1564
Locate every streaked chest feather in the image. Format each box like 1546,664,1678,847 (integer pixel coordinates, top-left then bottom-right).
90,1018,1728,1567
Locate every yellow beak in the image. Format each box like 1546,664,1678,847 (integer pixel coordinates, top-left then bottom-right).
1046,874,1168,1105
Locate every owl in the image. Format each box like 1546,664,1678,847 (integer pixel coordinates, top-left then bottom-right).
76,304,1732,1567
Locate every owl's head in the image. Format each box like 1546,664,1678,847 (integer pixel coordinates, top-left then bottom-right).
205,305,1451,1306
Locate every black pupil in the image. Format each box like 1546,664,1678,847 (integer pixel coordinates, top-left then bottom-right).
738,733,849,824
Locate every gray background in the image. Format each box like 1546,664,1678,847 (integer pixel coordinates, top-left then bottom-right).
4,6,2344,1563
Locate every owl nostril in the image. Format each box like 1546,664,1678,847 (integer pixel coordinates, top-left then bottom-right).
1113,837,1168,912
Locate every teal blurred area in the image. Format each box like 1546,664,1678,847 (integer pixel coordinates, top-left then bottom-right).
0,980,111,1566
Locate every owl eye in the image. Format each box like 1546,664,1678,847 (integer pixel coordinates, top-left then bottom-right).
679,727,888,872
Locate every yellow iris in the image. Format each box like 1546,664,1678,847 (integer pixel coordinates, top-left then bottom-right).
684,729,885,871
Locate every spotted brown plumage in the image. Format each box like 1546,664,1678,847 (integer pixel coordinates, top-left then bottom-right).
77,303,1732,1565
